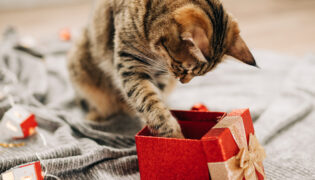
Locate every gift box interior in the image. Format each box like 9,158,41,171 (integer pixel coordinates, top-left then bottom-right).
135,110,227,180
137,110,226,139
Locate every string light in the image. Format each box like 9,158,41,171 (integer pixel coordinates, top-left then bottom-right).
0,57,60,180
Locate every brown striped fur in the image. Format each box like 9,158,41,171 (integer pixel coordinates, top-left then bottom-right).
67,0,256,138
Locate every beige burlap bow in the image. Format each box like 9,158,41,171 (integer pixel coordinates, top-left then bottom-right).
207,116,266,180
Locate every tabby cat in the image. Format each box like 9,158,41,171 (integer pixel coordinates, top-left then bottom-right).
67,0,257,138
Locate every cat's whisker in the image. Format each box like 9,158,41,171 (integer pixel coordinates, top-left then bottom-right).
135,53,169,72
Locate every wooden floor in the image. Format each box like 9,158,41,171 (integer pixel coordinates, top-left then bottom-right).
0,0,314,56
223,0,315,56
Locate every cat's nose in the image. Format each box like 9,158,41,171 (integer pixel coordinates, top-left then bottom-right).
179,74,193,84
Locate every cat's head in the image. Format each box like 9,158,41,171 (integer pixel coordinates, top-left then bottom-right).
155,2,256,83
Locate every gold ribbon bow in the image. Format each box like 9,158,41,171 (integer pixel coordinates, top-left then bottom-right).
236,133,266,180
207,116,266,180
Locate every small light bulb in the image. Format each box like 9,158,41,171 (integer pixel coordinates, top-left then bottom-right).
14,111,22,118
6,121,18,132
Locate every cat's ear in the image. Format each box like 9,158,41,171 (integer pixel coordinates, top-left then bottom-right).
226,35,257,67
181,27,209,63
173,5,211,62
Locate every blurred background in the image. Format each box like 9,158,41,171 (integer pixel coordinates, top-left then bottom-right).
0,0,314,56
0,1,315,179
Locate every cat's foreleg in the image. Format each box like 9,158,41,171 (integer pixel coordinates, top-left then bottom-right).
115,58,184,138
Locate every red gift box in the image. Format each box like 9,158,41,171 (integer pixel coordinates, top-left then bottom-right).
135,109,265,180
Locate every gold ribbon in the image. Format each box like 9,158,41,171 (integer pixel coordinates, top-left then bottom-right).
207,116,266,180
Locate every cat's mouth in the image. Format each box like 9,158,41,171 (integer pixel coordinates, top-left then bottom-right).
172,70,193,84
170,66,194,84
179,74,193,84
161,42,193,84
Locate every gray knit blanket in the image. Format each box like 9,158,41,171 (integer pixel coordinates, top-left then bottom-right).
0,29,315,179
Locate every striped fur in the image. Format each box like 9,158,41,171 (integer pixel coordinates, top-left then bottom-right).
67,0,256,138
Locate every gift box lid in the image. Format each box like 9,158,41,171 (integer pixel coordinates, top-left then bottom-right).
200,109,255,162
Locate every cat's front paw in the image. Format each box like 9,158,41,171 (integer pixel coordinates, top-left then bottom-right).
155,118,185,139
171,129,185,139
